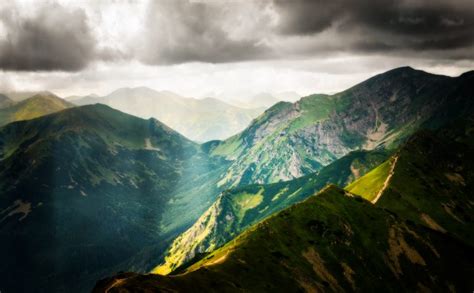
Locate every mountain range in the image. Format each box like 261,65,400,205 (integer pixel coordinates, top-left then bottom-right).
95,117,474,292
72,88,266,142
0,104,228,292
209,67,474,188
226,91,301,109
0,67,472,292
153,149,389,274
1,91,58,102
95,67,473,292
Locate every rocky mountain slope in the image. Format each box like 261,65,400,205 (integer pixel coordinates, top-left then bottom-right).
0,93,73,126
210,67,474,188
153,149,389,274
95,119,474,292
74,87,265,142
0,104,228,292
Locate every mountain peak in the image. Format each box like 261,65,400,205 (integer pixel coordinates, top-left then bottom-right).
27,90,56,98
0,92,74,126
393,65,415,71
107,86,157,96
2,103,195,151
19,92,74,108
379,66,424,77
29,92,61,100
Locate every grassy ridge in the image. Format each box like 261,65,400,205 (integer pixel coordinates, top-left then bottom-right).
95,119,474,292
95,186,473,292
344,119,474,246
0,104,229,292
0,93,73,126
152,149,389,274
345,159,392,201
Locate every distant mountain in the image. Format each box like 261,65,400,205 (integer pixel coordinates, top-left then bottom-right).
210,67,474,188
0,104,228,292
227,92,301,109
0,93,13,109
244,93,280,108
65,93,99,101
74,88,265,142
2,91,56,102
95,119,474,292
153,149,388,274
275,91,301,102
0,93,73,126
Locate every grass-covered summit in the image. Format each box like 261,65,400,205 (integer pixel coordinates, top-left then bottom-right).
0,92,73,126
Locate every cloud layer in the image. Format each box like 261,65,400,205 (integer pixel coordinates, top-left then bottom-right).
139,0,272,65
273,0,474,58
0,0,473,71
0,3,96,71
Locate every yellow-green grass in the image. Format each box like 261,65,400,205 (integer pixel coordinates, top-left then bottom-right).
345,159,391,201
231,188,264,220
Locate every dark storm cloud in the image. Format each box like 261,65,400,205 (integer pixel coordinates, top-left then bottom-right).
273,0,474,58
0,3,96,71
139,0,474,65
2,0,473,70
139,0,271,65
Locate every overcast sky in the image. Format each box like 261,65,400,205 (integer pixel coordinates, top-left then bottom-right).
0,0,473,99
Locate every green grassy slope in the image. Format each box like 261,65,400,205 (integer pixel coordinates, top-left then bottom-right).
153,149,389,274
95,119,474,292
95,186,473,292
344,119,474,247
0,104,229,292
379,126,474,246
345,159,393,202
0,93,74,126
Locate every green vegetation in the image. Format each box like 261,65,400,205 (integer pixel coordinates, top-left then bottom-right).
230,188,264,221
209,67,474,189
151,149,389,275
97,118,474,292
377,126,474,246
0,104,229,292
0,93,73,126
95,184,473,292
3,67,474,292
345,159,392,201
287,94,332,132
